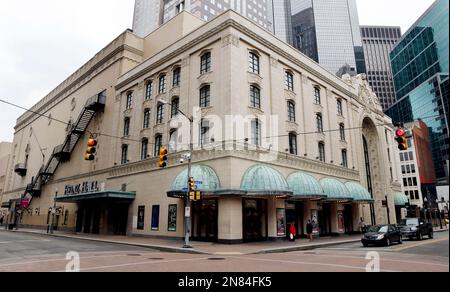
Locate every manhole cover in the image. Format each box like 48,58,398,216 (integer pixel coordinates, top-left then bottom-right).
208,258,226,261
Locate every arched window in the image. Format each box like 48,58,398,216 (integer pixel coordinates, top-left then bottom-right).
200,119,210,146
200,52,211,74
314,87,321,105
287,101,296,122
316,113,323,133
339,123,346,141
143,109,150,129
123,117,130,136
173,67,181,87
156,103,164,124
285,71,294,91
154,134,163,156
289,133,298,155
251,119,262,146
199,85,211,108
250,85,261,109
158,74,166,93
141,138,149,160
318,142,325,162
171,97,180,118
249,52,260,74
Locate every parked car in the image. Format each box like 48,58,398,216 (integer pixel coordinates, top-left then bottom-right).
361,225,402,247
399,218,434,240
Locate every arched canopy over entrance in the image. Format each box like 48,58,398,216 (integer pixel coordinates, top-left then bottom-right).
287,172,326,199
320,178,353,201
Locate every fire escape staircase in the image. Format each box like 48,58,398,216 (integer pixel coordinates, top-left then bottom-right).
23,91,106,204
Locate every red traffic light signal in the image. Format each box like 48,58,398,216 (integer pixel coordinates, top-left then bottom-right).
159,147,168,168
85,139,98,161
395,128,408,151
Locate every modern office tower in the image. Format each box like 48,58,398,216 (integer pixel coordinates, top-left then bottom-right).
291,0,366,76
360,26,402,111
386,0,449,183
132,0,292,42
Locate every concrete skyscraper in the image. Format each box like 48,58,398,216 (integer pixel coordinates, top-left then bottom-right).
291,0,366,76
132,0,293,43
360,26,402,111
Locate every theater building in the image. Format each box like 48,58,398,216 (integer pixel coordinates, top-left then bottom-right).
1,10,402,242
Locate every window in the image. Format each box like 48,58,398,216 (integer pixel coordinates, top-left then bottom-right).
126,92,133,109
287,101,296,122
337,99,343,116
414,190,419,200
408,177,413,186
251,119,261,146
123,118,130,136
143,109,150,129
173,67,181,87
314,87,321,105
409,191,414,200
121,145,128,164
411,164,416,173
169,129,177,153
171,97,179,118
289,133,298,155
316,113,323,133
158,74,166,93
137,206,145,230
342,149,348,168
401,165,406,174
154,134,163,157
249,52,260,74
413,177,418,186
199,85,211,108
145,81,153,100
285,72,294,91
403,178,408,187
200,119,210,146
400,153,405,162
200,52,211,74
318,142,326,162
339,124,346,141
141,139,149,160
250,85,261,109
176,1,185,13
156,103,164,124
151,205,160,231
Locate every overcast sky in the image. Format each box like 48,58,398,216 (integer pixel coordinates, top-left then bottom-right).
0,0,437,142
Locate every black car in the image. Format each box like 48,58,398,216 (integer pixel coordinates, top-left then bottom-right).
399,218,434,240
361,225,402,247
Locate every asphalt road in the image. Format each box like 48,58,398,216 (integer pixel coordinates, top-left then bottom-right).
0,230,448,272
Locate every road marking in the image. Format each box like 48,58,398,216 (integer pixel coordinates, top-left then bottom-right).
56,257,211,272
0,251,164,268
290,252,449,268
231,256,397,272
0,239,51,244
392,237,449,252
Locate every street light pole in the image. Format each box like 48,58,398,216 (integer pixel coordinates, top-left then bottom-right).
158,99,193,248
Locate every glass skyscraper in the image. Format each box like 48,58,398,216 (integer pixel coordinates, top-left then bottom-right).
386,0,449,182
291,0,366,75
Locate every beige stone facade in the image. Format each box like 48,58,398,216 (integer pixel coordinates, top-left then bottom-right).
1,11,402,242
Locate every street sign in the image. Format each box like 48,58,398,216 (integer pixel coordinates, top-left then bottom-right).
185,207,191,218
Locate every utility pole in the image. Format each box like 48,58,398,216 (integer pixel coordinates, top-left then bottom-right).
49,189,58,234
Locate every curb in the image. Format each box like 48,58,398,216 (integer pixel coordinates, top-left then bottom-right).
0,229,210,255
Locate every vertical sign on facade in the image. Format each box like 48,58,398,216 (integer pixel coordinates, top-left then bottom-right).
137,206,145,230
168,204,177,232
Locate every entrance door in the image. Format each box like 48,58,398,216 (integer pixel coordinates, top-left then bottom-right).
344,205,354,234
286,202,304,238
318,204,331,236
243,199,268,242
192,199,218,242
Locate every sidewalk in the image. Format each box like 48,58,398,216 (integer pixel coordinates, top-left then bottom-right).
2,227,447,255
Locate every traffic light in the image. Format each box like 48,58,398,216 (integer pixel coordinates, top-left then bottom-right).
190,191,195,201
85,138,98,161
159,147,168,168
196,191,201,201
395,127,408,151
188,177,195,192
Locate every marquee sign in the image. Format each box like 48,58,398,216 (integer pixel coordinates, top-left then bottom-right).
64,181,99,196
